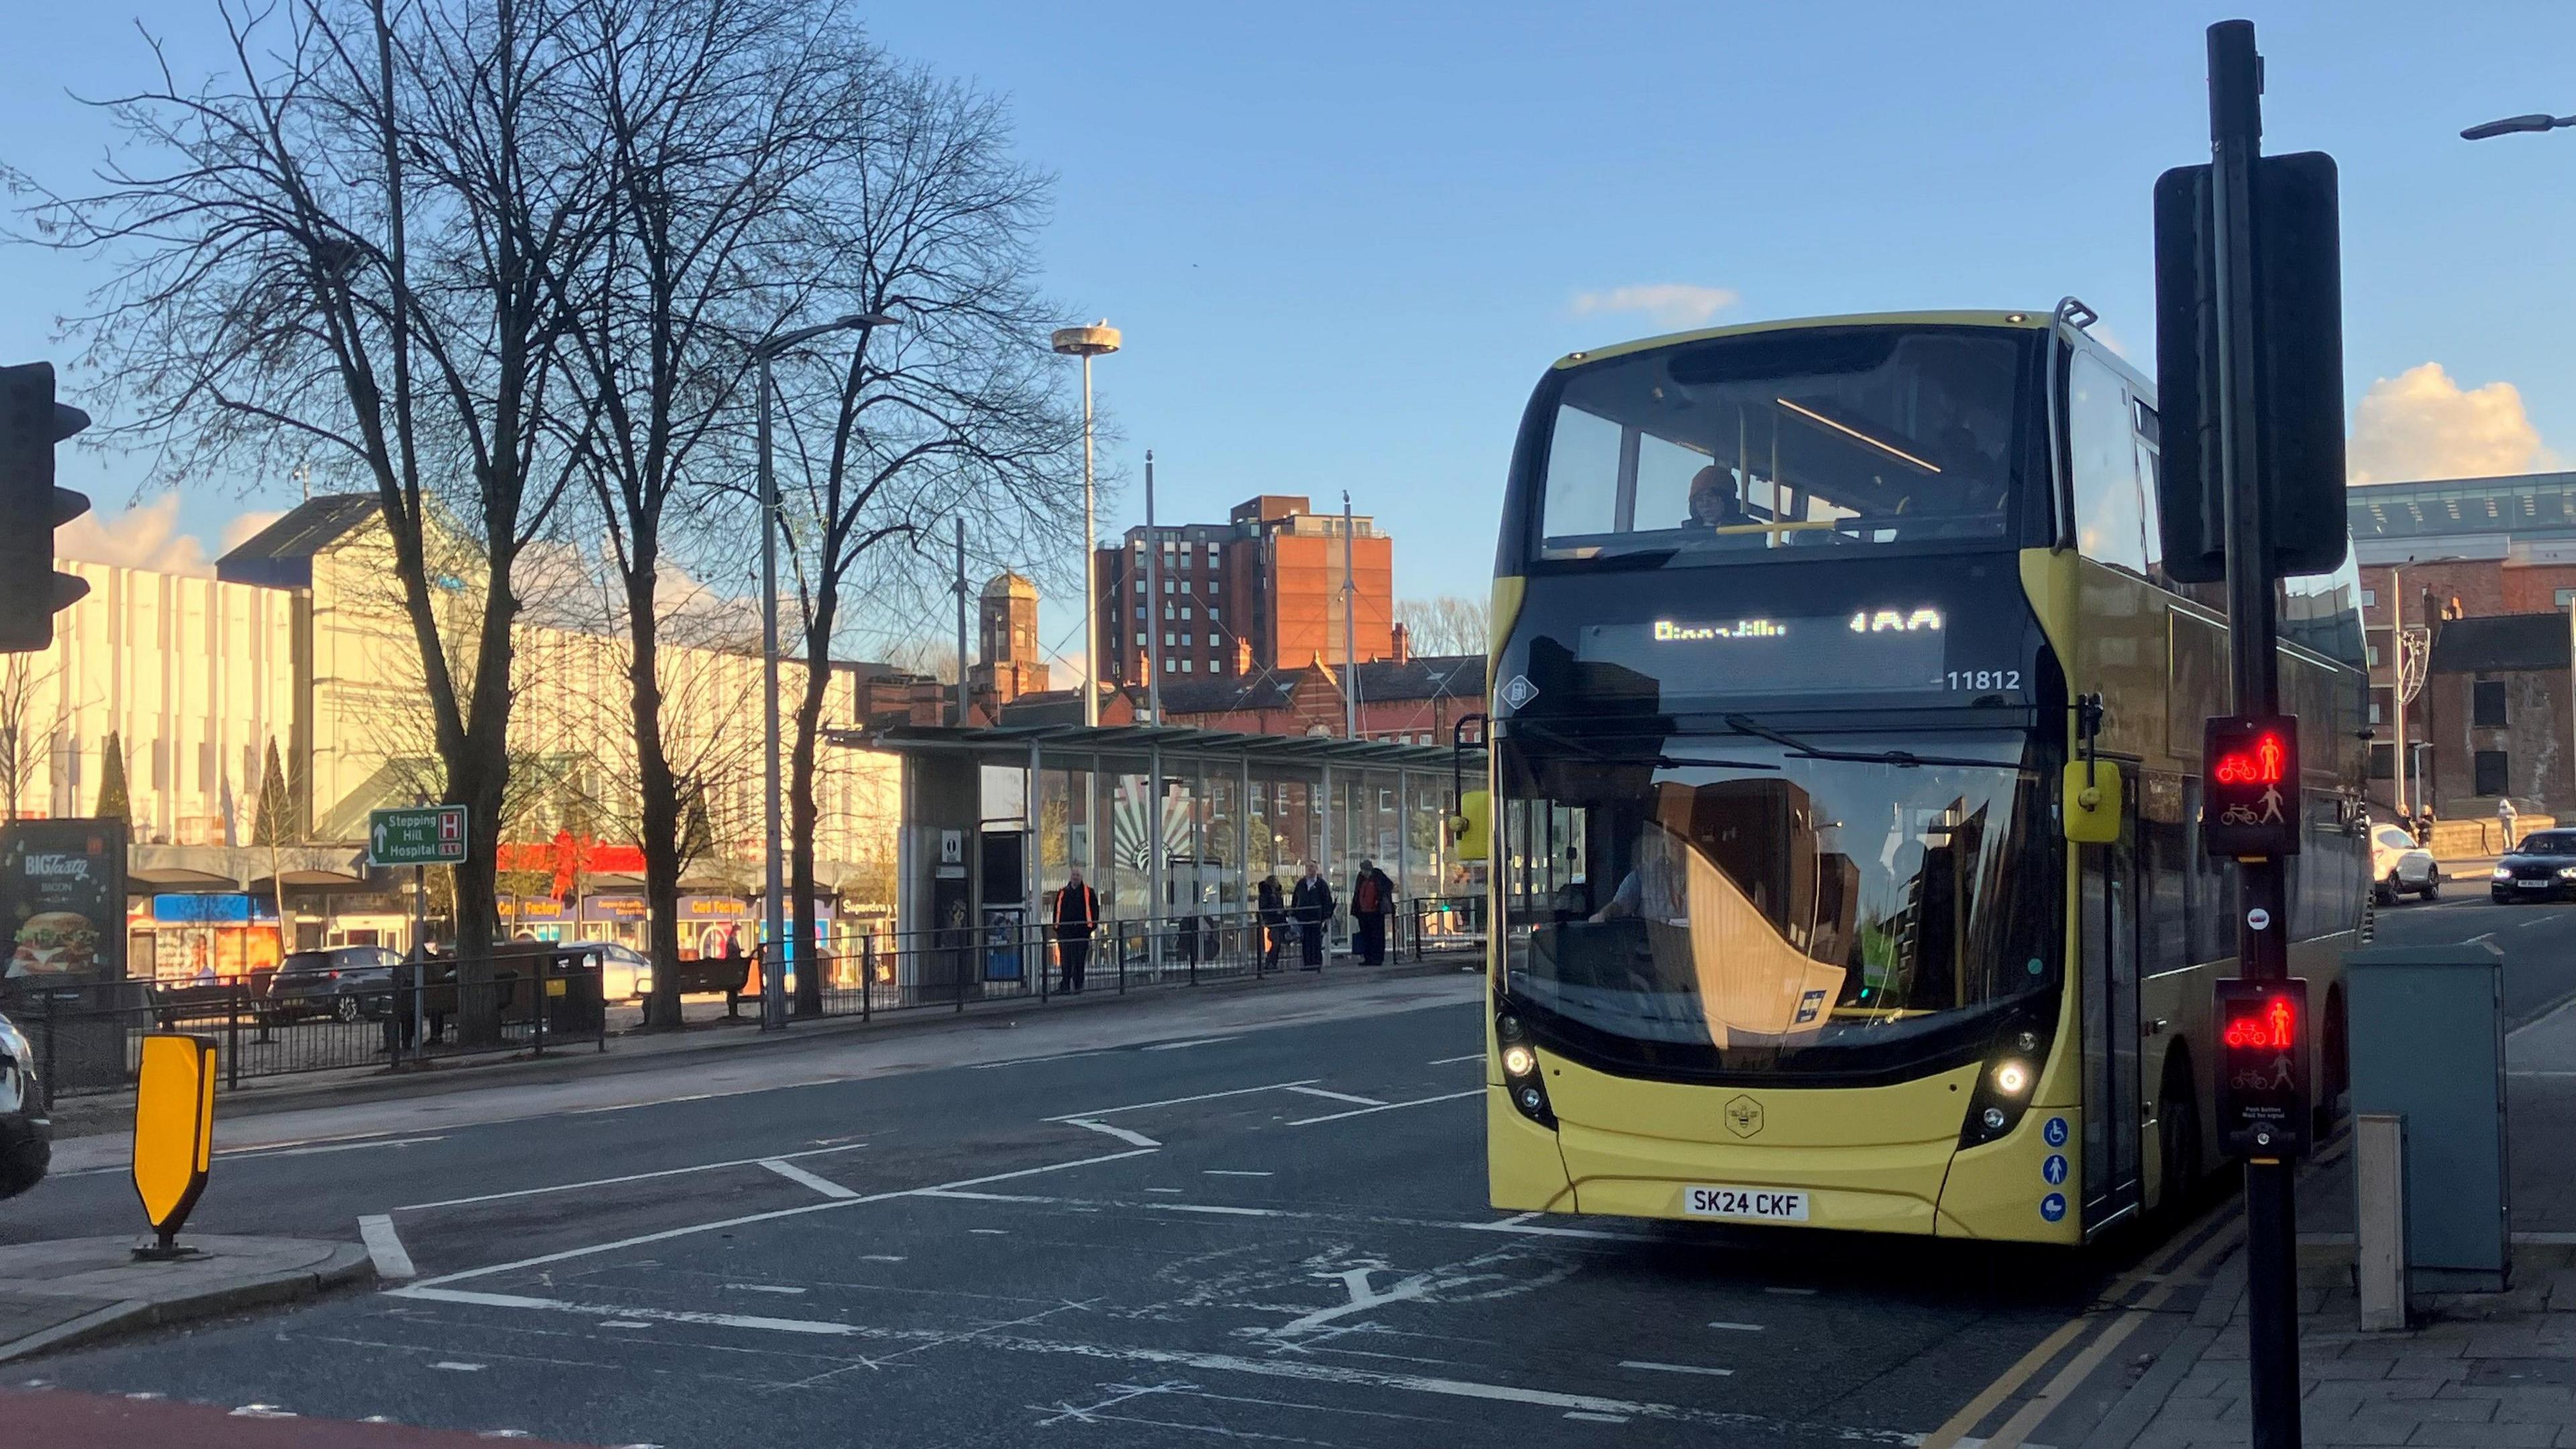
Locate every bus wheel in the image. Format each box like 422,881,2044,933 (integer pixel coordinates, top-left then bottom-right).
2157,1061,2202,1222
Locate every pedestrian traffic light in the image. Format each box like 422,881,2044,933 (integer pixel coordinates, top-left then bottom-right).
2214,976,2310,1157
0,362,92,653
2151,152,2347,584
2201,714,2301,858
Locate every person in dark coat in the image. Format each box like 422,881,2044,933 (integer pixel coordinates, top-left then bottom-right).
1291,860,1334,969
1052,866,1099,994
1350,859,1396,965
1256,874,1287,973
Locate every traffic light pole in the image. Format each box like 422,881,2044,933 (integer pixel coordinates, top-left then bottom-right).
2207,20,2302,1448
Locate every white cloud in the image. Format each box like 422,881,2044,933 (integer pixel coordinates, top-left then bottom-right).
2347,362,2557,484
1569,283,1740,329
56,496,214,578
219,510,286,555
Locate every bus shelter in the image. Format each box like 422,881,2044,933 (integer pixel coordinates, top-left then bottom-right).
855,723,1479,993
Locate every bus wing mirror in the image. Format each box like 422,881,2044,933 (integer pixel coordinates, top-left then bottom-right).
2062,762,2122,844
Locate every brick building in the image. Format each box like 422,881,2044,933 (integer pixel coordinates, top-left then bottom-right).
2353,472,2576,816
1153,635,1482,744
1092,494,1395,693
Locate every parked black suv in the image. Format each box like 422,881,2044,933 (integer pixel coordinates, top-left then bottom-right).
264,945,402,1022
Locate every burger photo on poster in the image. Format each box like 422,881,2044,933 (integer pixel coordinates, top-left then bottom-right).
8,911,101,978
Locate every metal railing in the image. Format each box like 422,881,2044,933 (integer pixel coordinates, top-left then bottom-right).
14,956,608,1099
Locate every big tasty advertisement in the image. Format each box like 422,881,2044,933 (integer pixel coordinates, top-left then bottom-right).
0,818,129,987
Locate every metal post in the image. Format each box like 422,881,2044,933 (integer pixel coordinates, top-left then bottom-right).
2207,21,2300,1448
411,865,427,1053
1342,492,1359,739
861,931,874,1020
1082,353,1099,727
1320,761,1334,965
1147,740,1164,979
955,519,970,727
2389,564,2407,818
759,350,787,1033
1145,451,1161,724
1028,736,1042,1001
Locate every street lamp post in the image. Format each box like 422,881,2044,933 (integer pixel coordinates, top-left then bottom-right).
2462,111,2576,141
752,311,897,1032
1051,321,1122,726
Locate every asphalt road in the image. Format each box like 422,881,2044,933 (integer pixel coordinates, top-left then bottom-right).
1,891,2565,1448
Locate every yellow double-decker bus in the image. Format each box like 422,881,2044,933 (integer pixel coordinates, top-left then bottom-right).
1483,305,2365,1243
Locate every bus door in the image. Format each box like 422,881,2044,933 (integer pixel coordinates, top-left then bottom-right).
2079,764,2145,1224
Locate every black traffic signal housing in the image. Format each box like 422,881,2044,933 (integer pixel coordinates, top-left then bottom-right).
2214,976,2310,1158
0,362,93,652
2151,152,2347,584
2201,714,2302,859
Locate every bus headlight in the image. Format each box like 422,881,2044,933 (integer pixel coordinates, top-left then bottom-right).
1961,1017,2053,1149
1993,1061,2032,1096
1496,1007,1556,1130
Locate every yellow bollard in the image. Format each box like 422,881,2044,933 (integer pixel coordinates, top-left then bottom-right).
131,1033,216,1260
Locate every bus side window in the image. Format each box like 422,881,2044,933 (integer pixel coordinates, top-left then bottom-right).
2068,350,2149,575
2133,398,2167,586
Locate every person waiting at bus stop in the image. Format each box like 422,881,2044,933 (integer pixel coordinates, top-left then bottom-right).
1292,861,1334,969
1256,873,1287,973
1051,867,1099,994
1350,859,1395,965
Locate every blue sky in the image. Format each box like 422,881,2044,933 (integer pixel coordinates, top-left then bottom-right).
5,3,2573,665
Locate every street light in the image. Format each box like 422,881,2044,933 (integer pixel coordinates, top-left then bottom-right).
751,311,898,1032
2462,112,2575,141
1051,321,1121,727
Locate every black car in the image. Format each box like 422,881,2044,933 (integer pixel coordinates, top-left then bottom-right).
264,945,402,1022
2490,829,2576,902
0,1007,50,1198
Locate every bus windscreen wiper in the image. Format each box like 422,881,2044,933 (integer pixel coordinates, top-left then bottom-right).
1721,715,2022,771
1516,722,1780,772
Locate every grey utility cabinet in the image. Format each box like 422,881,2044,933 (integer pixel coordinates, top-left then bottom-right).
2343,941,2511,1292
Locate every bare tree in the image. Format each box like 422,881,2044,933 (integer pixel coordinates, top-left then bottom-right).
0,653,65,822
1395,594,1491,658
767,62,1087,1012
543,0,876,1028
10,0,613,1041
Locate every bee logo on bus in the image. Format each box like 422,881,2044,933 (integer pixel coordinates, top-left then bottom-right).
1724,1096,1764,1138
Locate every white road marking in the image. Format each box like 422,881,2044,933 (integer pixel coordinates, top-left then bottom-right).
1144,1036,1241,1051
972,1051,1112,1071
1453,1216,1656,1242
758,1158,859,1199
404,1146,1158,1289
228,1135,447,1161
1202,1170,1273,1177
861,1255,908,1263
1620,1360,1735,1378
376,1289,1921,1439
429,1362,486,1372
970,1229,1009,1236
1046,1079,1321,1120
358,1215,416,1281
915,1189,1058,1203
1064,1118,1161,1148
1287,1089,1483,1126
1564,1411,1631,1422
1427,1052,1485,1065
599,1321,651,1330
724,1284,807,1295
396,1141,868,1212
1707,1322,1766,1332
1764,1287,1818,1296
1145,1187,1183,1193
1142,1202,1286,1218
1284,1086,1388,1106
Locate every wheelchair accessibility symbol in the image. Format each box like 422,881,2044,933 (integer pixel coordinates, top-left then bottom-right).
2043,1116,2069,1147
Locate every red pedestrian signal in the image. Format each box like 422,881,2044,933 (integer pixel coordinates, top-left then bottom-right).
2214,977,2310,1157
2201,714,2302,858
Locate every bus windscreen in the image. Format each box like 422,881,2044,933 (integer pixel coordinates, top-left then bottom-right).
1536,327,2035,561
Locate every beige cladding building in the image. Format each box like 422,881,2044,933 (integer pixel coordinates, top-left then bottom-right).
5,496,898,959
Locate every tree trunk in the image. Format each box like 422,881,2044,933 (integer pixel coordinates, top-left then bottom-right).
632,595,686,1032
790,645,828,1016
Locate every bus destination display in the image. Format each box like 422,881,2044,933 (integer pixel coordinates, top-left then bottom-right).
1578,606,2015,699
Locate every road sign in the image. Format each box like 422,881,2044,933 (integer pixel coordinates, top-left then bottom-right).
368,805,468,867
131,1032,215,1257
2216,976,2311,1158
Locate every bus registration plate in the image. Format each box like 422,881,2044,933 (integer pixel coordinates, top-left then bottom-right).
1684,1185,1809,1222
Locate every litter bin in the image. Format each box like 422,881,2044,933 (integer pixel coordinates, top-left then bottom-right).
2345,941,2511,1292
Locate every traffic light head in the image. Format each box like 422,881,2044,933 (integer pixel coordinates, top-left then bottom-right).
0,362,93,653
2200,714,2302,859
2214,976,2310,1157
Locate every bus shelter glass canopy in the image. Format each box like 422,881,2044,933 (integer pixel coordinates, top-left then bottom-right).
851,722,1483,939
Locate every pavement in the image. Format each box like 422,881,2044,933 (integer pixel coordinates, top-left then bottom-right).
0,1235,371,1364
0,891,2565,1448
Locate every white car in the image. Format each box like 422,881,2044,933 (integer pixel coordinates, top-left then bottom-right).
2371,824,2438,905
563,940,653,1002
